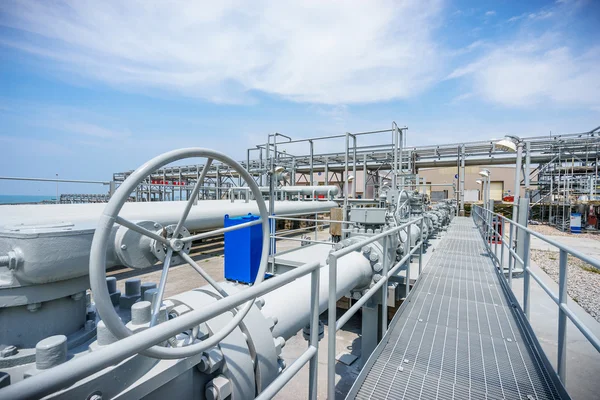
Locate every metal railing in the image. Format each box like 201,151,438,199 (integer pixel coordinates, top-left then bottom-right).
2,206,428,400
326,216,425,399
0,260,323,400
472,205,600,384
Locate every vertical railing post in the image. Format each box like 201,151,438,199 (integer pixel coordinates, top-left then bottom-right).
500,216,505,274
405,224,412,297
522,230,531,319
485,209,490,243
314,212,318,242
380,235,389,335
419,217,424,275
557,249,568,383
494,214,499,262
485,209,489,243
488,208,494,247
508,221,514,288
327,254,337,400
308,268,320,400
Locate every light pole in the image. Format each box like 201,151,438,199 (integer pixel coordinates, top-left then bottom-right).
496,136,523,222
478,169,490,208
476,179,484,202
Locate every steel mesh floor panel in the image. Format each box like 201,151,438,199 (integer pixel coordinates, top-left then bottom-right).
350,217,563,400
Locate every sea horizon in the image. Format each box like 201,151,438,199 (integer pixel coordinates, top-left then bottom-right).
0,194,57,205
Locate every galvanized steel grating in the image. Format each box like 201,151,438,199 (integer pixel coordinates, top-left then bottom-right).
349,217,563,400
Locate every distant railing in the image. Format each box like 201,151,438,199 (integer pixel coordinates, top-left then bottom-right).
472,205,600,384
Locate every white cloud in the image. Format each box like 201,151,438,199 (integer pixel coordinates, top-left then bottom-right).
448,44,600,108
485,11,496,16
0,0,443,105
449,92,473,104
448,0,600,110
58,122,130,139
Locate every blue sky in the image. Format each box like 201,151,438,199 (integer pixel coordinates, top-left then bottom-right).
1,0,599,195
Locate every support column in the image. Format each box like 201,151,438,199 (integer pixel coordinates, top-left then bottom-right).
512,142,524,222
291,157,296,186
460,144,465,216
516,197,530,269
525,141,531,198
360,298,379,366
352,135,357,198
215,166,221,200
259,147,264,186
363,154,368,197
309,140,314,186
344,133,349,219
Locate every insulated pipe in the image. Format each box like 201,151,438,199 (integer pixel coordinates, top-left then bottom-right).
0,200,337,231
1,200,337,285
261,251,373,340
259,186,339,197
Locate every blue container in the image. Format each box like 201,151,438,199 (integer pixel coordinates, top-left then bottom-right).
224,214,264,283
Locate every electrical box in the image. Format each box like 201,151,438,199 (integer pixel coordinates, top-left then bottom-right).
349,208,387,224
224,214,263,283
570,213,582,234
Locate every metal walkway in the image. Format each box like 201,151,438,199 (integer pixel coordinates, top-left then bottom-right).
348,217,565,400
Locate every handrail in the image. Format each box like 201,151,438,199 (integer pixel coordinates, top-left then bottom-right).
326,216,424,399
0,260,322,400
472,205,600,385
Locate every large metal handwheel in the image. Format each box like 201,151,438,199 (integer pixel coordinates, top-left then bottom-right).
89,148,269,359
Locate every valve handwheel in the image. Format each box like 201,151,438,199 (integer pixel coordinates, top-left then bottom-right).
89,148,269,359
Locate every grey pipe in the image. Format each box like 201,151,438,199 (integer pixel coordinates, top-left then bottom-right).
261,252,372,340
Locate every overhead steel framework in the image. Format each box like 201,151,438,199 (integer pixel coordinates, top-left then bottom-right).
112,124,600,218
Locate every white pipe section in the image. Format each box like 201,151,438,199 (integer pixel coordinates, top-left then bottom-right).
0,200,337,231
261,251,373,340
0,200,337,285
259,186,339,196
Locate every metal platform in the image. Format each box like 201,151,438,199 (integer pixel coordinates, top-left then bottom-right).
348,217,566,400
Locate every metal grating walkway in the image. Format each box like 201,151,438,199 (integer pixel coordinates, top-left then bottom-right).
348,217,565,400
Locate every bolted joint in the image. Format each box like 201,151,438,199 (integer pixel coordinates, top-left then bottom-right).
205,374,232,400
369,252,379,263
302,320,324,342
1,248,24,271
277,357,286,373
273,336,286,356
373,262,383,273
254,297,265,309
197,347,224,374
265,316,278,331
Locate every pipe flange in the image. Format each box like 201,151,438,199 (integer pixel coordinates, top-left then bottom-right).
151,224,192,263
115,221,162,269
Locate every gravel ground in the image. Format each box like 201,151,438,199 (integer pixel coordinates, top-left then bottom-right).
528,224,600,241
531,249,600,322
